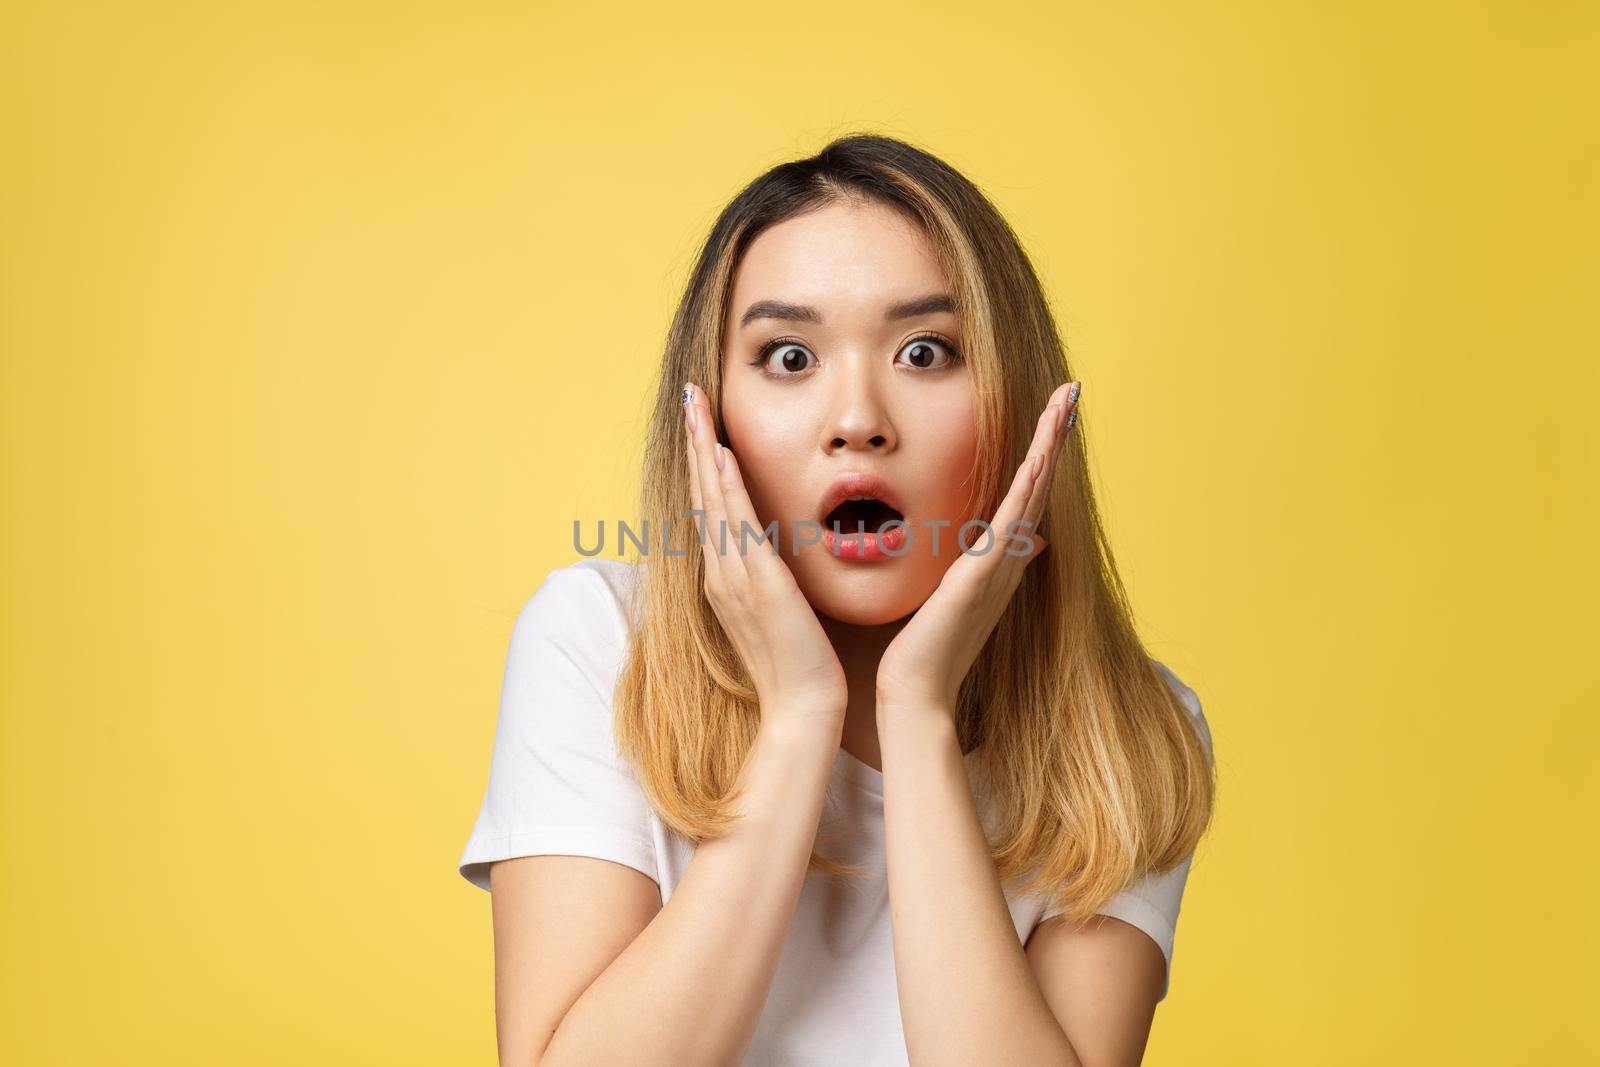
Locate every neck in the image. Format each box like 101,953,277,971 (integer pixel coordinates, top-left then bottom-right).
817,611,907,773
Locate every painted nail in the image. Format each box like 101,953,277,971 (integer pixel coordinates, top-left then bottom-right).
1066,410,1077,431
680,384,693,405
1067,381,1081,405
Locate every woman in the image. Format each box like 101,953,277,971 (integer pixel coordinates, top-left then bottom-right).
459,134,1217,1066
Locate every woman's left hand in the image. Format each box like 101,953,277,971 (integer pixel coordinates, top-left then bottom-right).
875,380,1080,720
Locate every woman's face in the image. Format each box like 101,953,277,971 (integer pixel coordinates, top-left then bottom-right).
719,199,980,626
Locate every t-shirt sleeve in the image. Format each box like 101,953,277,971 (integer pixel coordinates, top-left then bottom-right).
457,562,660,892
1039,662,1213,1002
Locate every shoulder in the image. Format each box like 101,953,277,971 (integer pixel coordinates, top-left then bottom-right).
506,558,644,674
1148,659,1213,765
514,558,642,636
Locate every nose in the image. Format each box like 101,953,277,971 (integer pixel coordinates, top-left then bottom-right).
821,353,897,454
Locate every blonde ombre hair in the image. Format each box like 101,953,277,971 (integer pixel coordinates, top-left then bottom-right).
612,133,1216,923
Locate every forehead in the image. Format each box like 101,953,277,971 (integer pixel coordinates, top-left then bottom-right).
729,200,950,313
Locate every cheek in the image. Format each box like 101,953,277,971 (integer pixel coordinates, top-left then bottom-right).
915,395,981,515
721,398,813,521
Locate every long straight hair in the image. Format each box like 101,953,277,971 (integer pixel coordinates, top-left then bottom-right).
612,133,1215,921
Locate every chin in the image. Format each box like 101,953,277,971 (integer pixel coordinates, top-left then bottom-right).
792,551,937,626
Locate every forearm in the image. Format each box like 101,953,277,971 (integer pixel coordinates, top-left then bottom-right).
879,711,1081,1067
539,711,840,1067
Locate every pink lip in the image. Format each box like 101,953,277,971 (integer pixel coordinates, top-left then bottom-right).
822,524,906,561
816,472,908,563
816,472,907,523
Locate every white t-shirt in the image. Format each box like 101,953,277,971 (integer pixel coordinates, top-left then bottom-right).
459,557,1213,1064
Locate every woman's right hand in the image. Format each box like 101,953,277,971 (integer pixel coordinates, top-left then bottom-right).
681,381,849,733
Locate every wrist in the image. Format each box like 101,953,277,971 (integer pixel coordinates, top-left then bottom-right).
875,700,958,742
757,705,846,746
874,687,957,722
876,707,961,770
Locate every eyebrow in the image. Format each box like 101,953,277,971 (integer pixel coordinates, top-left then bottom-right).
737,292,956,329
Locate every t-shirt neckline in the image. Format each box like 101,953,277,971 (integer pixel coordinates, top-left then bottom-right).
832,746,885,798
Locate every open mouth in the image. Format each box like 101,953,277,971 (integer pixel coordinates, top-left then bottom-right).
823,495,905,531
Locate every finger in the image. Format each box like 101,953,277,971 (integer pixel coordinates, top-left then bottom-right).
684,408,704,516
1016,381,1078,542
1025,380,1081,529
985,382,1069,566
682,383,720,578
714,445,782,568
683,381,739,579
685,433,708,566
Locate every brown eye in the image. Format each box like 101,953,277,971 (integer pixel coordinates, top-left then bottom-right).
895,335,961,370
756,340,817,377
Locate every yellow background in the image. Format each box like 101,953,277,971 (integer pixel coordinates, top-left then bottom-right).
3,2,1595,1063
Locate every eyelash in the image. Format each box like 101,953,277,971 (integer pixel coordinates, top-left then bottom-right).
751,332,965,377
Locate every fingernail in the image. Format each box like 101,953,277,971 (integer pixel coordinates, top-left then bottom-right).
1067,381,1081,405
1066,410,1077,431
714,442,727,472
680,383,693,405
